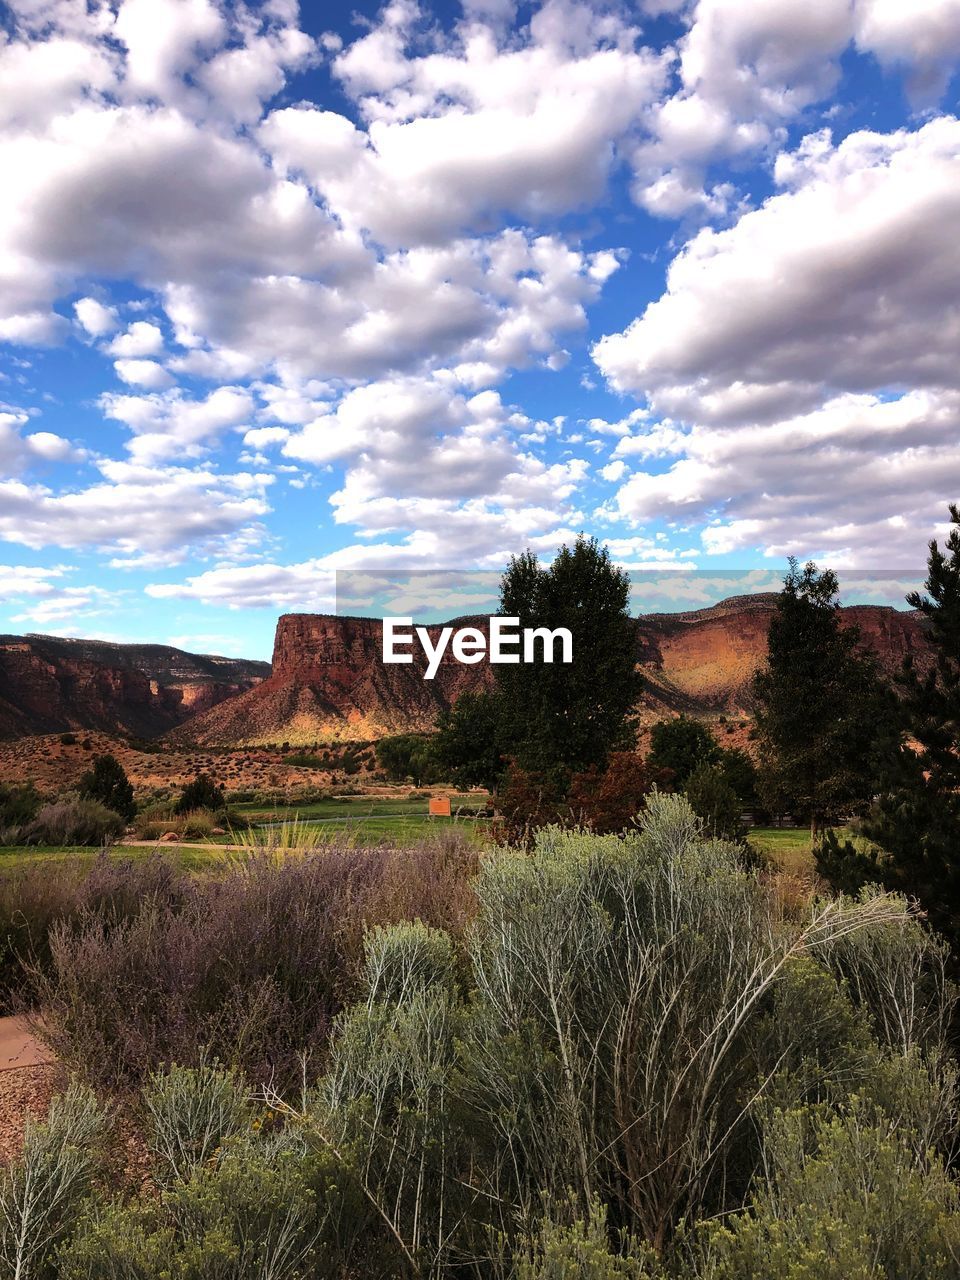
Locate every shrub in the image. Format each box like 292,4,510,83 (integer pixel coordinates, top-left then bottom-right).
0,855,190,1013
307,797,932,1268
58,1131,370,1280
0,1082,109,1280
0,781,44,843
77,754,135,821
175,773,224,815
695,1098,960,1279
142,1062,254,1186
33,837,479,1091
24,798,125,847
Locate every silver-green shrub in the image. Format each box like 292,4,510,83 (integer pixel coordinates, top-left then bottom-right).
0,1082,108,1280
142,1061,253,1187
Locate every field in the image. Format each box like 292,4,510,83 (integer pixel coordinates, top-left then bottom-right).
0,800,814,874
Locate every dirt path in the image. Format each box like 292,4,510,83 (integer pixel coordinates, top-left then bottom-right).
0,1015,52,1072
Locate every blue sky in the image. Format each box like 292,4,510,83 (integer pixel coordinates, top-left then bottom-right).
1,0,959,659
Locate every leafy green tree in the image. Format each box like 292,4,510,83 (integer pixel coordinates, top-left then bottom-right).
849,505,960,933
685,760,744,840
752,560,895,836
78,753,135,821
375,734,442,787
647,716,720,786
176,773,224,814
496,535,643,778
434,692,505,792
717,747,759,807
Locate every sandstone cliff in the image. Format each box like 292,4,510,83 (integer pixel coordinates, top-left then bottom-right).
170,596,930,747
0,635,270,741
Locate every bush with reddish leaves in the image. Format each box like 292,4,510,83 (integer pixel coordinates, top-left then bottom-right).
495,752,673,844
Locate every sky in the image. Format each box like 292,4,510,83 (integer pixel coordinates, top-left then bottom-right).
1,0,959,659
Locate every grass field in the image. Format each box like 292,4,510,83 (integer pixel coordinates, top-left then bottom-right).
748,826,814,874
0,811,816,875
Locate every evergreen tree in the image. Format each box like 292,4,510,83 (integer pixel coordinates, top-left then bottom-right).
176,773,225,814
857,505,960,931
78,753,135,821
647,715,720,786
752,560,894,836
495,535,643,778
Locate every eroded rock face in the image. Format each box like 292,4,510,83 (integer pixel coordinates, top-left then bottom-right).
171,597,931,747
0,636,270,741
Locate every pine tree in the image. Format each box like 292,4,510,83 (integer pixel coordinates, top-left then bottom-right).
752,560,894,836
78,753,135,821
859,505,960,932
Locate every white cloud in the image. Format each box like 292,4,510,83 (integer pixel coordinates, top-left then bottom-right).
73,296,118,336
632,0,960,215
99,385,253,461
0,462,272,560
263,2,668,246
107,320,164,357
596,118,960,420
113,358,175,389
148,560,336,611
612,390,960,565
0,409,79,473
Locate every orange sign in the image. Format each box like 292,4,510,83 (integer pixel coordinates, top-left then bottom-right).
429,796,452,817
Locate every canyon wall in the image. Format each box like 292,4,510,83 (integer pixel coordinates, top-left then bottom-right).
0,635,270,741
171,596,930,747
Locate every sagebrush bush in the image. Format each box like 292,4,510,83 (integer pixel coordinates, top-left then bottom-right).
24,798,125,847
303,796,956,1273
142,1062,254,1186
12,808,960,1278
0,1081,109,1280
33,837,479,1091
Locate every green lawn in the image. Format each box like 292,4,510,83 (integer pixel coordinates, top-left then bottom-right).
748,826,815,875
0,816,816,874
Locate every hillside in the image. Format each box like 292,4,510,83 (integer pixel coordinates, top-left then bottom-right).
0,634,270,741
170,595,930,747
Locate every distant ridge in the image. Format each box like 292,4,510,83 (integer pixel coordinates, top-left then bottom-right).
0,634,270,741
169,596,931,747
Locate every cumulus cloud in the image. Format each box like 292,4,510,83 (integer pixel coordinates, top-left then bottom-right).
99,385,253,462
611,390,960,565
73,296,118,336
0,408,80,473
107,320,164,357
633,0,960,215
596,118,960,418
262,0,668,245
0,461,272,561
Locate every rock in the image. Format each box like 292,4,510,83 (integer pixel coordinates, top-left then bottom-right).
211,827,226,835
168,597,932,747
0,635,269,742
159,831,179,842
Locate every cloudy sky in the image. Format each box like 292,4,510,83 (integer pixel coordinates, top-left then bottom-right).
1,0,958,657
